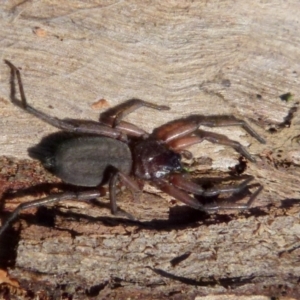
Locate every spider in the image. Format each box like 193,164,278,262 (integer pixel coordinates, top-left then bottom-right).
0,60,265,236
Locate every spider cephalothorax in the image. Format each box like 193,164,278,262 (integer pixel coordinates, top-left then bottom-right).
133,139,182,180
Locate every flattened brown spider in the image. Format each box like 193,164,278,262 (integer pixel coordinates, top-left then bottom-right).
0,60,265,236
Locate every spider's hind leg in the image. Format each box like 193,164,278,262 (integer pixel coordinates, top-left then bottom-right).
0,189,104,237
4,60,126,140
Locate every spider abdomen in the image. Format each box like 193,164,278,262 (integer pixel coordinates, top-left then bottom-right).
45,136,132,187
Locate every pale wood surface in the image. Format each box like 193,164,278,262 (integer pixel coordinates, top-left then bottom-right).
0,1,299,299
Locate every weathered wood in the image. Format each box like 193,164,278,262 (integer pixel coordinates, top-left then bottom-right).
0,1,299,299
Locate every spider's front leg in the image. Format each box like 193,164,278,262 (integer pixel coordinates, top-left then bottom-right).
169,129,258,162
152,115,265,162
155,175,262,212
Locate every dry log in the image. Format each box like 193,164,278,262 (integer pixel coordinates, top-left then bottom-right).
0,1,299,299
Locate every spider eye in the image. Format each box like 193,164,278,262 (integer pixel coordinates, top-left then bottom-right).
169,152,182,171
153,151,182,178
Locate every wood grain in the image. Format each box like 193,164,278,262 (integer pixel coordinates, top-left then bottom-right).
0,1,299,299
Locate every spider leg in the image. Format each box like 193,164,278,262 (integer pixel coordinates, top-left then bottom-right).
0,189,103,237
153,115,265,142
154,179,206,211
109,169,141,219
4,60,127,141
100,98,170,137
155,176,262,212
152,115,265,162
0,169,141,236
202,185,263,211
169,174,254,196
168,129,257,162
100,98,170,126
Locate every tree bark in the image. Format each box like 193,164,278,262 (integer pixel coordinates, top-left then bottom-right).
0,1,299,299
